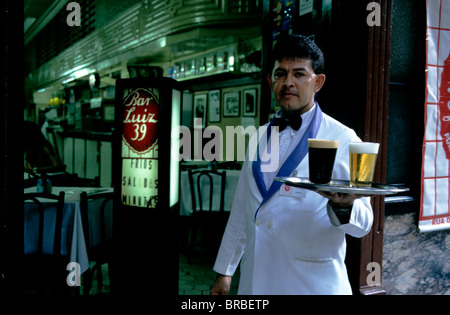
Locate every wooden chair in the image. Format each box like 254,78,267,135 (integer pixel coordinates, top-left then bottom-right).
186,169,229,263
80,191,114,295
23,191,68,295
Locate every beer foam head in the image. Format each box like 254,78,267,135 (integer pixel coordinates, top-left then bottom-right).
349,142,380,154
308,139,338,149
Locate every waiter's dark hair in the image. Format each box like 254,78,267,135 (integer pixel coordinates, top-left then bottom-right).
271,34,325,74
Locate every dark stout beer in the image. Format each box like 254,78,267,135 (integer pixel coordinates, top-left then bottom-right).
308,139,339,184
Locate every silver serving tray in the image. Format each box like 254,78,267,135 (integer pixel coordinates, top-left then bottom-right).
274,177,409,195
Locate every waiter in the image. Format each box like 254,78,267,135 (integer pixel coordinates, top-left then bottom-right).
211,34,373,295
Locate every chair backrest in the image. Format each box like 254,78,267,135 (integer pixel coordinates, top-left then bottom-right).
80,191,114,249
23,191,65,255
187,169,226,213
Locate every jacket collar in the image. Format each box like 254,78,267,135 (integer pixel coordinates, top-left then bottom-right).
252,103,323,217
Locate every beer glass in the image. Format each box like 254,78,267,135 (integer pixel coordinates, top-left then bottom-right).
349,142,380,187
308,139,339,184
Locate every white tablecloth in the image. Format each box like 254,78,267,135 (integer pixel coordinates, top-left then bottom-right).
24,186,113,274
179,170,241,216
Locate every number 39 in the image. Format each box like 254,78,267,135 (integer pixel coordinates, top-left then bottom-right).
131,123,147,141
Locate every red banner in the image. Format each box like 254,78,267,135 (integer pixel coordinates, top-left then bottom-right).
420,0,450,232
440,53,450,159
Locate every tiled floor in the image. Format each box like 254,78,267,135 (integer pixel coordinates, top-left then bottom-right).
382,213,450,295
178,253,237,295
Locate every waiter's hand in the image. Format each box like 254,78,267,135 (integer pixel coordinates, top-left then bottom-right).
314,191,373,208
210,274,232,295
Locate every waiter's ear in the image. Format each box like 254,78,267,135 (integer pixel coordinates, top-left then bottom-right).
314,73,326,93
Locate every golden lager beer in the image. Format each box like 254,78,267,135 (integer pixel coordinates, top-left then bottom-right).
349,142,380,187
308,139,339,184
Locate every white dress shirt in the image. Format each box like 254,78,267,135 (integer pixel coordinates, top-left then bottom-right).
262,104,316,189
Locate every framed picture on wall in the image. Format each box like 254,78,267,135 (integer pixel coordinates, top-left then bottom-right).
223,91,240,117
209,90,221,123
243,88,257,117
193,93,207,129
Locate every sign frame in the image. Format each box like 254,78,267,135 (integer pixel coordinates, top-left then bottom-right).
113,77,182,212
112,77,181,295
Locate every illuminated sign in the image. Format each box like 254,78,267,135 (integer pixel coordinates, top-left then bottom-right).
120,87,159,208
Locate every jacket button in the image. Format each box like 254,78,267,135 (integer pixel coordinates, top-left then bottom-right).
268,220,273,229
255,219,261,226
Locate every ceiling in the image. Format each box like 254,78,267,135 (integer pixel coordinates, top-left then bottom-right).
24,0,54,31
24,0,263,89
24,0,68,44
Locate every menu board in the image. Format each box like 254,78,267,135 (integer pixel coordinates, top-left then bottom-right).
120,87,159,208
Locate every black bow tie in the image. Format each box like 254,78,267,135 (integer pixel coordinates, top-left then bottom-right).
272,116,302,131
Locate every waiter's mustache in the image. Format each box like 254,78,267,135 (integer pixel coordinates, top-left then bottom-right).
280,88,299,96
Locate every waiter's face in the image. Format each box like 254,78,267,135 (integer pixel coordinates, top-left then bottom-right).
267,57,325,116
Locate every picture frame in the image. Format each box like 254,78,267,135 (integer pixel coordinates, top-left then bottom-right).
243,88,257,117
193,93,207,129
208,90,221,123
223,91,240,117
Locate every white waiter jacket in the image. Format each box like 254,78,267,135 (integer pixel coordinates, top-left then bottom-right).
213,105,373,295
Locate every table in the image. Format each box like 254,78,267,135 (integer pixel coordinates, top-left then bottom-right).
179,170,241,216
24,186,113,274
